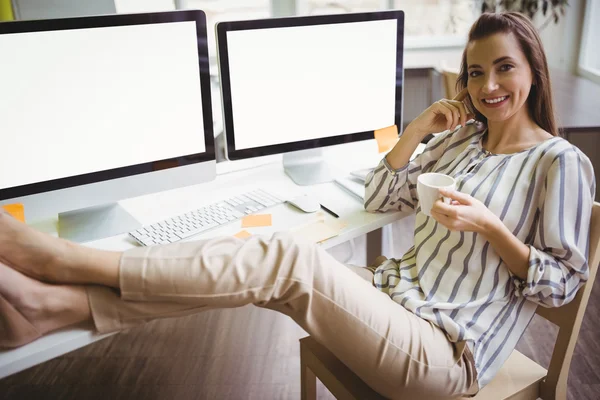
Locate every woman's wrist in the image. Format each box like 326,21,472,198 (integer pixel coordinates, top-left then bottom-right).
403,124,427,142
385,126,424,170
479,212,504,239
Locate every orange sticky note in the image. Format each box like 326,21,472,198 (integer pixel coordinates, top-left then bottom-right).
241,214,272,228
374,125,399,153
234,230,252,239
1,203,25,222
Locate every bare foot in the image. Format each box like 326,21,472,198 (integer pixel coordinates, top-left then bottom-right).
0,262,90,348
0,211,121,286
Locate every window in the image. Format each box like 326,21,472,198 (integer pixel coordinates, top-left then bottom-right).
295,0,384,15
295,0,478,48
393,0,477,47
115,1,478,49
578,0,600,84
180,0,270,59
114,0,176,13
114,1,270,60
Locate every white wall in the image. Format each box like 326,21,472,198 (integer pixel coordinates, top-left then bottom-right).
534,0,586,73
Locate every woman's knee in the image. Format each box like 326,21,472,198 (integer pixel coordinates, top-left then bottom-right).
262,232,319,267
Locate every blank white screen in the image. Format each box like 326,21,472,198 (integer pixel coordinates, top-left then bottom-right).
226,19,397,151
0,21,205,190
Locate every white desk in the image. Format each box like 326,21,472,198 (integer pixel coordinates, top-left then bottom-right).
0,139,422,379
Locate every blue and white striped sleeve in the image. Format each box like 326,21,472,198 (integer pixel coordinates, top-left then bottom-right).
364,128,454,213
514,148,596,308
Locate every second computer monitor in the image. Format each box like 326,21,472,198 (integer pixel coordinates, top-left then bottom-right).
217,11,404,185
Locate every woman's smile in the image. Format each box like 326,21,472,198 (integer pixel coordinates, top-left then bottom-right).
481,95,510,108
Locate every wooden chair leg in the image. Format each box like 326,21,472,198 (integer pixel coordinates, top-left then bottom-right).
301,348,317,400
300,341,317,400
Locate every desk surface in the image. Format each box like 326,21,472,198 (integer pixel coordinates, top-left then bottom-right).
0,139,420,379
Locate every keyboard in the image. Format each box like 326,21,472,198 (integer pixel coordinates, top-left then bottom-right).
129,189,283,246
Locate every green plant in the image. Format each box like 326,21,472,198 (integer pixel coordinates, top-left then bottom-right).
481,0,569,29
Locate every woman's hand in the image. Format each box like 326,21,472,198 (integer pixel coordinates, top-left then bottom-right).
430,188,499,235
406,88,474,139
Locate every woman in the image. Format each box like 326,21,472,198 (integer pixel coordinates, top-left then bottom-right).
364,11,595,391
0,12,595,399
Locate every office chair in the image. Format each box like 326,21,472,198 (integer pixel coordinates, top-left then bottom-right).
300,202,600,400
440,61,460,99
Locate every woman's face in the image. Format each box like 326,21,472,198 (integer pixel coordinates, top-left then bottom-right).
466,32,534,123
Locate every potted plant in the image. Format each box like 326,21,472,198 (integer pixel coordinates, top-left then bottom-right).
481,0,569,29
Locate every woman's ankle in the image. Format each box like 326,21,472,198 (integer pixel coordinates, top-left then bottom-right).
39,284,91,333
64,243,122,288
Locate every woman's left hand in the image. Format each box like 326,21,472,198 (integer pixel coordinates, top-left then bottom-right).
430,188,499,234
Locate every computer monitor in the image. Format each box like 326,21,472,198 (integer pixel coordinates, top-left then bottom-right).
216,11,404,185
0,10,215,242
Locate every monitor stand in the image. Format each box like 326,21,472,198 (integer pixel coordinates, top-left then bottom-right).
58,203,141,243
282,148,343,186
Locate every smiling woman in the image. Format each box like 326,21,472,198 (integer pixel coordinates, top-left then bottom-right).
458,12,558,148
366,11,595,391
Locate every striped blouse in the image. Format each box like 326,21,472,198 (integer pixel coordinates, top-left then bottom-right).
364,122,596,389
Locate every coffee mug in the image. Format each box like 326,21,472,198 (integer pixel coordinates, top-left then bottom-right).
417,173,457,217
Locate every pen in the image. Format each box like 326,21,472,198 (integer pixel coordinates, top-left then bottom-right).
320,204,339,218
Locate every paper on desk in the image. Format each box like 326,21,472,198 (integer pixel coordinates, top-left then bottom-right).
291,217,346,244
1,203,25,222
241,214,272,228
234,230,252,239
374,125,399,153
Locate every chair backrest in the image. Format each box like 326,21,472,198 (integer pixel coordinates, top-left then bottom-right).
536,202,600,400
439,61,459,99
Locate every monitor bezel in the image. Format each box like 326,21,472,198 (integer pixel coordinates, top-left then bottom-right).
216,10,404,161
0,10,215,201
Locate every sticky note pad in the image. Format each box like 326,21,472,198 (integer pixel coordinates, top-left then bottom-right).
241,214,272,228
234,230,252,239
1,203,25,222
292,218,345,244
374,125,399,153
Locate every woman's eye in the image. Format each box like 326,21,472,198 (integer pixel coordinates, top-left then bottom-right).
499,64,514,72
468,71,482,78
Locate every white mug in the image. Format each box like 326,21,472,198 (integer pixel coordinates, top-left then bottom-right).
417,173,457,217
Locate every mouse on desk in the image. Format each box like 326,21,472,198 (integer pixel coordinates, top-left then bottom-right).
287,194,321,213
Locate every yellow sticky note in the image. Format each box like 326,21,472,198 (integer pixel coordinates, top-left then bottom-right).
234,230,252,239
374,125,399,153
0,0,15,21
241,214,272,228
291,218,345,244
1,203,25,222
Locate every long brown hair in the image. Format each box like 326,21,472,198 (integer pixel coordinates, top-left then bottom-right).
457,12,559,136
